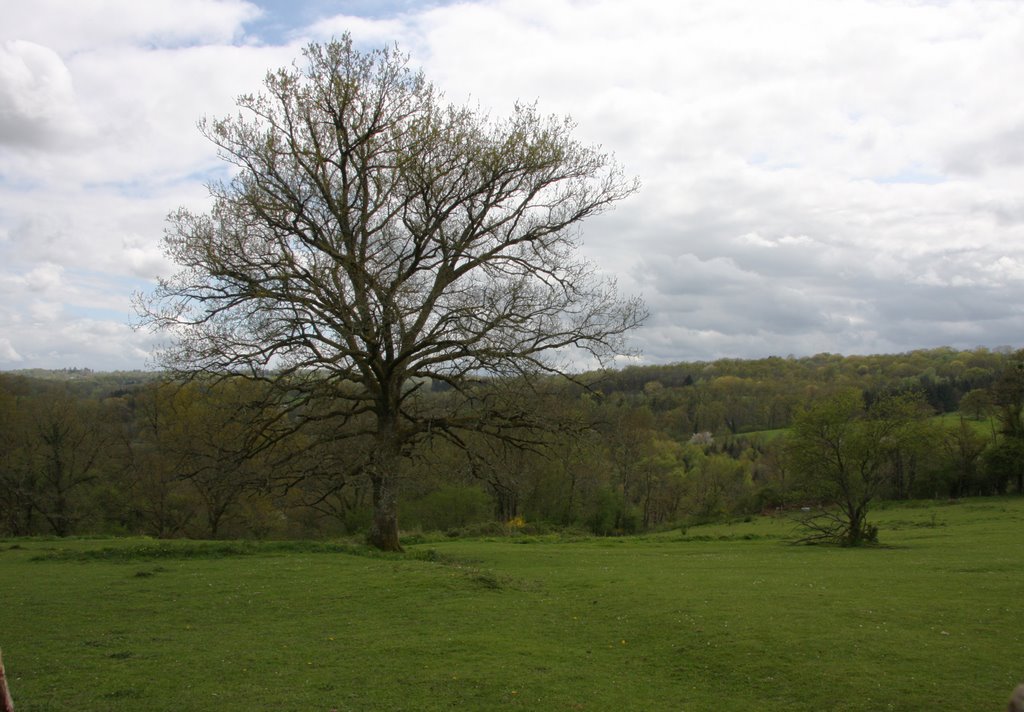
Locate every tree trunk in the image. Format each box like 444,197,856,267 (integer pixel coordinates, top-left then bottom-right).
642,471,653,529
487,478,518,522
562,462,577,526
208,510,221,539
368,421,403,551
368,471,402,551
365,386,406,551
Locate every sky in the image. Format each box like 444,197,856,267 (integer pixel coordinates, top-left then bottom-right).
2,0,1023,371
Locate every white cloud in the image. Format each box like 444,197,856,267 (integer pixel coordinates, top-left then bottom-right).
306,15,409,46
2,0,1024,369
28,300,64,324
0,338,22,362
0,40,92,148
22,263,64,293
3,0,261,53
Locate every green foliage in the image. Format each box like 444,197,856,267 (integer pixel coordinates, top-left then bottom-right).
686,453,746,518
3,345,1022,543
982,438,1024,495
584,487,637,535
788,389,934,545
405,485,492,532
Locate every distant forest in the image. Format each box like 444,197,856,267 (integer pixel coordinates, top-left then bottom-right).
2,346,1022,540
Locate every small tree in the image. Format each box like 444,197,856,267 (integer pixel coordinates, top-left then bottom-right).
17,390,113,536
787,389,930,546
937,416,988,498
991,351,1024,438
137,37,645,550
958,388,992,422
989,350,1024,494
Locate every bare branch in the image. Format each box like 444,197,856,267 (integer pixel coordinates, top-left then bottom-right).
135,35,644,550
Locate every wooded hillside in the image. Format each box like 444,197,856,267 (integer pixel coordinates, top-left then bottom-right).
2,346,1021,539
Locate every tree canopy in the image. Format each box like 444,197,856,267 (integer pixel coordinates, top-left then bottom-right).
136,37,645,550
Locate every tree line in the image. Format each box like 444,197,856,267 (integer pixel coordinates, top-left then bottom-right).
2,346,1021,541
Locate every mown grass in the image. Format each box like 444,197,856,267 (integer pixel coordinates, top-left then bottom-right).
1,498,1023,711
745,412,999,444
933,411,999,438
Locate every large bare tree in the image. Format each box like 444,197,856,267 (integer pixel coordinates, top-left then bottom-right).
137,37,645,550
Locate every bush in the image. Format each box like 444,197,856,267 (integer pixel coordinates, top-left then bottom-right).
585,488,639,536
405,486,492,532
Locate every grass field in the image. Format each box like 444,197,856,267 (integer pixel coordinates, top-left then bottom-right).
2,498,1023,711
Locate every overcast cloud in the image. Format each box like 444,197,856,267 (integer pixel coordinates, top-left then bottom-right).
1,0,1022,370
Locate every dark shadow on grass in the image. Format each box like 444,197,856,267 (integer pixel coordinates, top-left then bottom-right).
28,540,473,566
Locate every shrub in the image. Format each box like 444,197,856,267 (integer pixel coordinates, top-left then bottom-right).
406,486,492,532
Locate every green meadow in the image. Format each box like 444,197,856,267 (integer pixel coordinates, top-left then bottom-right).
2,498,1022,711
